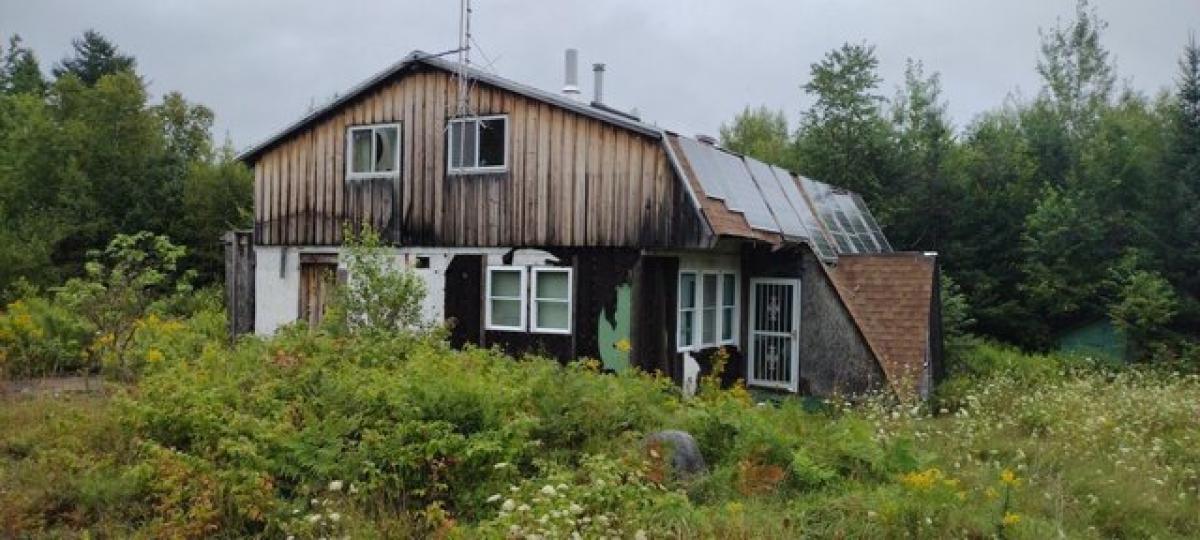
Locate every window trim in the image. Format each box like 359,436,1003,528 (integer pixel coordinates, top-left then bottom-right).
345,123,401,181
447,114,509,175
530,267,573,335
485,265,527,332
676,268,739,352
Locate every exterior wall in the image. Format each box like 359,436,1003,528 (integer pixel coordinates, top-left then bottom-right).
441,248,641,366
798,250,886,396
250,66,707,249
742,244,885,397
253,245,486,335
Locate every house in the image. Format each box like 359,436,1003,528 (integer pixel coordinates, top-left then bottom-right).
236,49,943,399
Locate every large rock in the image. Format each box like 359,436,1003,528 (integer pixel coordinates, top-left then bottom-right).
644,430,706,476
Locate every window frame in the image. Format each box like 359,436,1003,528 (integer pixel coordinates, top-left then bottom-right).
447,114,509,175
485,265,527,332
718,271,739,346
345,123,402,180
676,268,739,352
530,267,573,334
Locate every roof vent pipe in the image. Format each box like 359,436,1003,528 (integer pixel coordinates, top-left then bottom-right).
562,48,580,98
592,63,605,105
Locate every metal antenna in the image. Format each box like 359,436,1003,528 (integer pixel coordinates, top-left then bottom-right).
454,0,473,116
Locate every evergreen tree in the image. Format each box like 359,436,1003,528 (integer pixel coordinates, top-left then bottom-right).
1,35,47,96
885,59,956,252
794,42,895,200
52,30,136,86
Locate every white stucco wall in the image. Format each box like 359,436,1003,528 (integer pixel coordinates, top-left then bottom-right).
253,245,559,336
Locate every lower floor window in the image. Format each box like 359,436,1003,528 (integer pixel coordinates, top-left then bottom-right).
678,269,738,350
486,266,526,331
486,265,573,334
532,268,572,333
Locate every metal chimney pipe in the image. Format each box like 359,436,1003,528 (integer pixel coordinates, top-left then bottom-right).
592,63,605,104
562,49,580,98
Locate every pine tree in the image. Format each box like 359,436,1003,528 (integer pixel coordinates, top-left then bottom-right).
1,35,47,96
52,30,137,86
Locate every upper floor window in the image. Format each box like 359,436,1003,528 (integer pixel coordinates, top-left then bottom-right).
449,115,507,174
348,123,400,179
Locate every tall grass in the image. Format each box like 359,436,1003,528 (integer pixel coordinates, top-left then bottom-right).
2,324,1198,538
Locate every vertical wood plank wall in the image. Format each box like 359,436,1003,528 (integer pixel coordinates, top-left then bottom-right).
252,66,704,248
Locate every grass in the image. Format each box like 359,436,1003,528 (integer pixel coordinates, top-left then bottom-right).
1,332,1198,539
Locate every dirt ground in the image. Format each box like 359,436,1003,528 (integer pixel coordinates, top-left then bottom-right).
1,376,109,397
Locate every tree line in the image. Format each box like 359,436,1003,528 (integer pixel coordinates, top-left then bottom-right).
720,2,1199,359
0,30,253,292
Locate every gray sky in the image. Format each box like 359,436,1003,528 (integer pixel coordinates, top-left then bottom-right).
4,0,1197,151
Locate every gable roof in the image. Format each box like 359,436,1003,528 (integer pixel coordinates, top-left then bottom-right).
830,253,938,398
238,50,663,164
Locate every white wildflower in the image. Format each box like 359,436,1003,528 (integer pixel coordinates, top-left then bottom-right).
541,485,557,496
494,462,510,469
569,503,584,515
328,512,341,522
518,504,531,512
635,530,648,540
487,494,503,503
327,480,344,492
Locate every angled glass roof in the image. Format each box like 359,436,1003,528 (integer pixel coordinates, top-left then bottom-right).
797,176,891,255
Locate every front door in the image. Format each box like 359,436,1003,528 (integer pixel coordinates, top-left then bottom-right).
748,278,801,391
299,262,337,329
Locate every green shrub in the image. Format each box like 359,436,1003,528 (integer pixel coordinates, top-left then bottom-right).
0,295,90,377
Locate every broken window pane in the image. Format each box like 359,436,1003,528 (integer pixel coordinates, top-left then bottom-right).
478,118,506,167
375,127,398,172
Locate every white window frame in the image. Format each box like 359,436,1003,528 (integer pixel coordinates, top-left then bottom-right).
677,271,698,350
718,272,739,346
677,268,739,352
485,266,527,332
530,267,573,334
447,114,509,175
345,123,401,181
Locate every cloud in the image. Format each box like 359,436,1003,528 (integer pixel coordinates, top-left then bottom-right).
5,0,1196,148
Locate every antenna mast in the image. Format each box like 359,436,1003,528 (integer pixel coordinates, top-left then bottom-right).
455,0,473,116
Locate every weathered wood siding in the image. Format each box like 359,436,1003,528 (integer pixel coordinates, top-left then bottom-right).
252,66,705,248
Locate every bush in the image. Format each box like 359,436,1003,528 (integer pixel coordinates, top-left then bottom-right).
0,295,90,378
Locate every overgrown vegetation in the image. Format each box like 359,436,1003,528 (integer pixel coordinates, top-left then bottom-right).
2,226,1198,538
3,319,1198,538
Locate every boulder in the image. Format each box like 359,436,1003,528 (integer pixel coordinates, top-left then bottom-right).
644,430,706,476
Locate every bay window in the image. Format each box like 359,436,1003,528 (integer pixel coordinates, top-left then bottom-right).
677,269,738,351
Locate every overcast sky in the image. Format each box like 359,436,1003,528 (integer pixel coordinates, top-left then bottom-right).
4,0,1197,150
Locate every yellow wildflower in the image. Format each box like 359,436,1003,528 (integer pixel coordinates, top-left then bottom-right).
900,468,944,491
1000,469,1020,487
614,338,631,353
1002,512,1021,526
985,487,999,500
145,348,165,363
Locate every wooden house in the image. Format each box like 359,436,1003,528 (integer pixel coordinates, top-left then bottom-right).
237,50,943,399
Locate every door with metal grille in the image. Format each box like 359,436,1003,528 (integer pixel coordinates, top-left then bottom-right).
748,278,801,391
